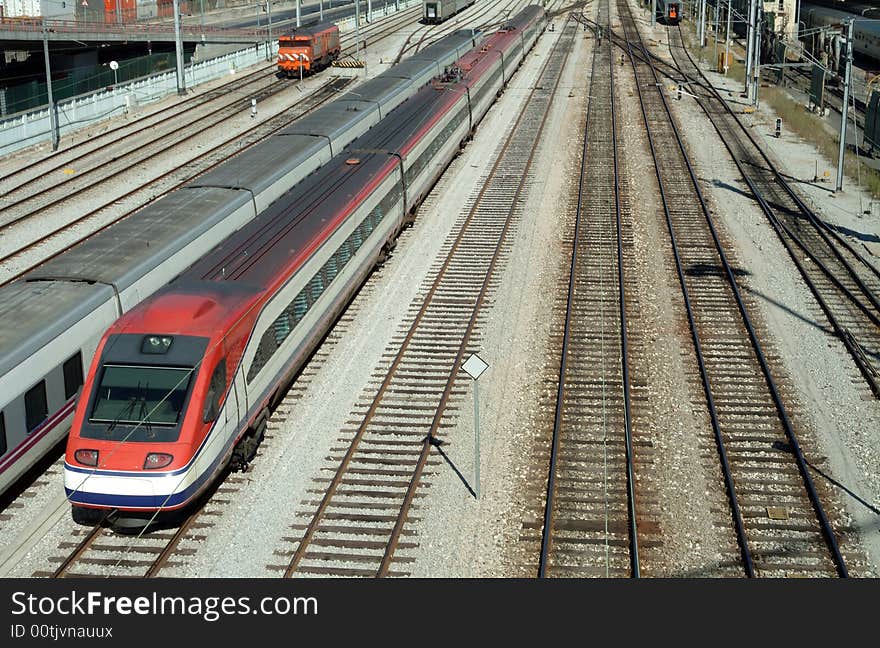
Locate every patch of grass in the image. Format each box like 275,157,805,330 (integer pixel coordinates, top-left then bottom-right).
676,20,880,197
761,86,880,197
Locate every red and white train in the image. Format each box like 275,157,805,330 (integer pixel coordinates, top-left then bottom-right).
64,5,548,526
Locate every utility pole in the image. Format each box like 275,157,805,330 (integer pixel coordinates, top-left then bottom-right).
725,0,731,74
173,0,186,95
753,6,763,106
713,1,718,64
367,0,372,23
355,0,361,61
651,0,655,27
698,0,704,47
700,0,707,48
296,0,301,27
42,20,59,151
837,18,854,192
267,0,273,62
320,0,323,22
745,0,757,98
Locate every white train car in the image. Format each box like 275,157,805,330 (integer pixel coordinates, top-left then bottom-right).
423,0,475,24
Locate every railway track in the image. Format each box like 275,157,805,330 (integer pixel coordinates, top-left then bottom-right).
0,77,352,285
618,0,850,577
533,1,649,578
0,8,415,198
37,471,251,578
0,65,274,194
270,19,577,578
666,27,880,399
392,0,519,64
0,8,423,281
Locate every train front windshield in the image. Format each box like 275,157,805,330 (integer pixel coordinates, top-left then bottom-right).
90,365,194,427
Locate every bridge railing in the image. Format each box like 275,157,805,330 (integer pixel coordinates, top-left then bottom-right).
0,17,264,39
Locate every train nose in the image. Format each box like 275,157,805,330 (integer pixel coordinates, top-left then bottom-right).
65,467,157,505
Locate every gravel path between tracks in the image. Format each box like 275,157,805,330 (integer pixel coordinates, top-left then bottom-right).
610,1,741,577
399,20,583,578
632,2,880,575
152,1,552,578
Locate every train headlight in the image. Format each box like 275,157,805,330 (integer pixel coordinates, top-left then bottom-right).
144,453,174,470
142,335,173,354
74,449,99,467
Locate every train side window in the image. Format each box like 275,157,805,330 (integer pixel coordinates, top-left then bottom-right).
0,412,6,457
337,239,353,266
292,291,309,324
308,274,324,304
323,255,339,284
25,381,48,433
273,312,292,346
63,352,84,399
203,359,226,423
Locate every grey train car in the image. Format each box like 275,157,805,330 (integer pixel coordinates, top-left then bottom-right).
0,28,484,499
424,0,476,24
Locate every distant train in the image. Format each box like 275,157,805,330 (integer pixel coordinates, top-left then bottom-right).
656,0,681,25
64,6,549,527
0,29,485,503
802,2,880,64
277,22,341,77
423,0,475,24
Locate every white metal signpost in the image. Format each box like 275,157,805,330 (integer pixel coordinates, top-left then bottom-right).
461,353,488,499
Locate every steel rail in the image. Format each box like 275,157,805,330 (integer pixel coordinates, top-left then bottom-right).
376,17,577,578
0,77,294,219
618,7,754,577
667,27,880,397
282,17,574,578
619,0,848,577
51,514,112,578
0,78,350,286
538,0,640,578
0,6,416,190
0,65,273,190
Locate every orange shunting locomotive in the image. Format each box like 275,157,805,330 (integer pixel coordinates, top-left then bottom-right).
277,22,341,77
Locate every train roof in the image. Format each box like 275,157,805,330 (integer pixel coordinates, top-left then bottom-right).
504,4,545,30
25,186,253,293
179,150,394,292
388,57,442,88
108,281,262,338
413,29,483,63
339,75,417,115
279,100,380,147
456,38,503,76
0,280,114,378
352,80,465,156
188,133,328,199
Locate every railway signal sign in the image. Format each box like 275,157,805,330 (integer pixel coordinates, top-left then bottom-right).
462,353,488,380
462,353,489,500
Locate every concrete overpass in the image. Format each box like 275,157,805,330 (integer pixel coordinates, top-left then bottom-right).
0,18,267,48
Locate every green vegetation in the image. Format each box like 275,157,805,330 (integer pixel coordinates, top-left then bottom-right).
681,26,880,197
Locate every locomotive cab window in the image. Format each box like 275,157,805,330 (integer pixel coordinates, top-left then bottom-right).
25,381,48,433
63,352,84,399
90,364,194,427
203,359,226,423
